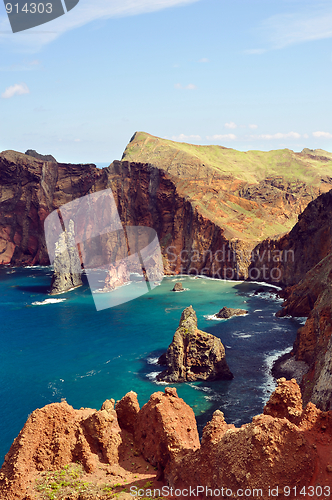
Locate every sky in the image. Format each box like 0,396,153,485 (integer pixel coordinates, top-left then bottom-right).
0,0,331,163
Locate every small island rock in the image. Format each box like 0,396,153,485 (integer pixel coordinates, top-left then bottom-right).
157,306,233,382
50,219,83,295
216,306,248,319
171,282,184,292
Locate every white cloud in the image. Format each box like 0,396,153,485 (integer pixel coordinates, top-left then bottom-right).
198,58,209,63
244,49,266,55
207,134,237,141
170,134,201,142
225,122,237,129
313,131,332,139
0,60,41,71
0,0,199,51
174,83,197,90
1,83,30,98
262,5,332,49
253,131,301,140
249,124,258,129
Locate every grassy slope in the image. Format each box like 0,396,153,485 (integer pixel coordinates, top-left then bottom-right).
122,132,332,185
121,132,332,242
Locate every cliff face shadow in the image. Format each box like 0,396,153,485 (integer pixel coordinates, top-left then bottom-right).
17,284,51,294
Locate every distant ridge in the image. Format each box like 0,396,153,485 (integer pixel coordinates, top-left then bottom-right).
25,149,57,163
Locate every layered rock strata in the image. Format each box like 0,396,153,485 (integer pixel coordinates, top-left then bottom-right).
250,189,332,286
277,253,332,410
157,306,233,382
2,380,332,500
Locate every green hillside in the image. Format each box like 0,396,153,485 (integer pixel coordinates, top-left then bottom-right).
122,131,332,185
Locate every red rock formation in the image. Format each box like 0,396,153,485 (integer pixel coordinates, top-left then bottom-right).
166,379,332,500
0,399,122,500
115,391,140,435
1,381,332,500
134,387,200,479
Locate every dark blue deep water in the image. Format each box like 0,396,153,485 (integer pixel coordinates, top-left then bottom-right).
0,268,304,464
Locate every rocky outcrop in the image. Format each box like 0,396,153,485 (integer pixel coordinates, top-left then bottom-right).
103,261,130,291
25,149,57,163
2,380,332,500
0,399,122,500
165,378,332,499
157,306,233,382
49,219,83,294
115,391,140,435
134,387,200,479
216,306,248,318
171,282,184,291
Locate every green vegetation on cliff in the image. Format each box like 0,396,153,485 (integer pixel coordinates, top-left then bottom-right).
122,132,332,185
121,132,332,243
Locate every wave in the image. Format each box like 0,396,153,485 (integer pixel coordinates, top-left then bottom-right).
204,312,248,321
146,357,160,365
31,298,67,306
75,369,101,380
146,371,167,384
260,346,293,403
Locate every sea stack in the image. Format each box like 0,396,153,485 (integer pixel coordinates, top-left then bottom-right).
49,219,83,295
157,306,233,382
171,282,184,292
216,306,248,319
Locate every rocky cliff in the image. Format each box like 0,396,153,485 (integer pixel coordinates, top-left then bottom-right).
2,136,332,284
276,253,332,411
0,150,99,267
157,306,233,382
1,380,332,500
250,189,332,286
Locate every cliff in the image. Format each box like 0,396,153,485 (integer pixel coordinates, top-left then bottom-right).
250,189,332,286
157,306,233,382
2,136,332,284
1,380,332,500
0,150,99,267
277,253,332,411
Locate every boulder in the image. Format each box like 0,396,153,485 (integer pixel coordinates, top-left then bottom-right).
171,282,184,292
157,306,233,382
216,306,248,319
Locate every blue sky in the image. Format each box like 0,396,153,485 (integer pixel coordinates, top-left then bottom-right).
0,0,332,163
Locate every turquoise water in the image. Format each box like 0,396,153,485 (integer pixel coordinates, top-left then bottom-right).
0,268,303,464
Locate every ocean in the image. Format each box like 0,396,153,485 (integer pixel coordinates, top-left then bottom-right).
0,268,304,465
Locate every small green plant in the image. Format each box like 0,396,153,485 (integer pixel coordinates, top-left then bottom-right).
34,463,107,499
